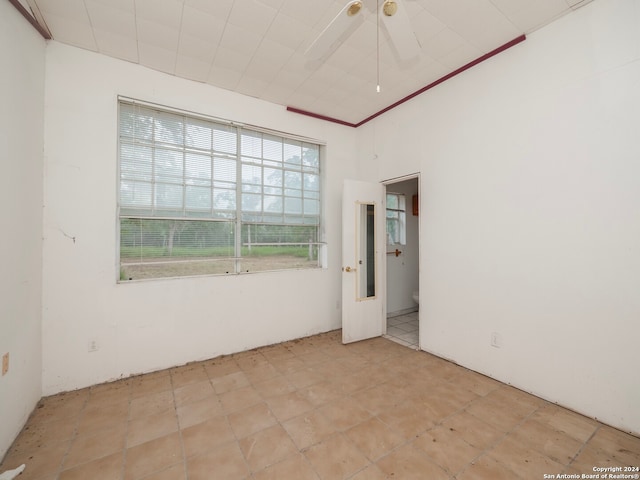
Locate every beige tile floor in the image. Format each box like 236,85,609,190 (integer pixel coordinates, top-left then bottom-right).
385,312,419,348
2,330,639,480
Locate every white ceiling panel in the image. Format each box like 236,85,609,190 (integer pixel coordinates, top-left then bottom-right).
207,65,242,91
235,75,270,99
23,0,594,125
286,90,325,113
243,60,282,86
418,27,466,62
279,0,336,28
85,1,135,36
324,43,365,74
438,42,483,70
34,0,88,22
93,28,138,62
567,0,595,8
135,0,183,28
175,54,211,82
138,42,177,74
377,65,418,92
347,20,378,58
421,0,520,51
227,0,278,37
294,76,333,99
411,9,448,46
399,68,441,95
41,13,97,50
307,1,351,40
419,57,450,78
245,39,295,80
177,33,216,63
501,0,570,33
260,82,294,106
264,13,309,50
457,16,521,51
489,0,535,16
180,5,225,44
213,46,253,73
313,85,351,106
347,91,383,117
279,53,315,86
184,0,233,18
350,53,379,82
218,23,262,57
137,18,180,51
255,0,286,9
85,0,133,10
313,63,349,88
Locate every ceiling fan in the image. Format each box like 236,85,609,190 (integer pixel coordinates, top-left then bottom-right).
305,0,421,63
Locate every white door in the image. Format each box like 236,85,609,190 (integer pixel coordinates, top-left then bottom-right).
342,179,386,344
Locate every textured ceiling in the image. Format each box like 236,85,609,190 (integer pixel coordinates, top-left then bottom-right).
21,0,593,124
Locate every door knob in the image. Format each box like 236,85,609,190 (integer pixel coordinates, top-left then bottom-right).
343,266,357,272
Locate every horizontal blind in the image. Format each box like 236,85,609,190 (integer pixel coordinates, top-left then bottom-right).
119,101,321,227
119,103,238,219
240,129,320,226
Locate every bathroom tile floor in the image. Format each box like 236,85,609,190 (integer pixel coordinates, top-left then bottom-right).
385,311,419,348
2,330,639,480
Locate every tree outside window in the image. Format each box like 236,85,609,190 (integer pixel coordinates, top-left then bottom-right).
386,193,406,245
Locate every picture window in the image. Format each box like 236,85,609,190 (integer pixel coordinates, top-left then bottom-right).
118,99,323,281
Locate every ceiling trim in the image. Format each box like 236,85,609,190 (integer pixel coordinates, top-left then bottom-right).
8,0,51,39
285,107,358,128
287,34,527,128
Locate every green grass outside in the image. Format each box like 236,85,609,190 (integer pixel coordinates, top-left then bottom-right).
242,245,312,257
120,245,314,259
120,246,232,258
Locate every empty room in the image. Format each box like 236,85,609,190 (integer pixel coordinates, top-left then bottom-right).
1,0,639,479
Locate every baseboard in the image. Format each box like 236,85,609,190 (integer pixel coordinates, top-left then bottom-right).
387,306,419,318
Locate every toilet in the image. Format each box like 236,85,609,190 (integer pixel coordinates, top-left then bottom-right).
412,290,419,304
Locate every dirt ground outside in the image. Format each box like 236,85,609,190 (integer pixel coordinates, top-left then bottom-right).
120,255,319,280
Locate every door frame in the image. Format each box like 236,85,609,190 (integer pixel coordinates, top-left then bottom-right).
382,172,421,349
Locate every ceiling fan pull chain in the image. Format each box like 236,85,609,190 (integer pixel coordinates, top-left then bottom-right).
376,0,381,93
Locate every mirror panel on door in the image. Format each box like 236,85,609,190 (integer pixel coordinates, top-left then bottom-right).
357,202,376,300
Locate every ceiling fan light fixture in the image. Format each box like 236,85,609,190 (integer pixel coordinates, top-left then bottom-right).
383,0,398,17
347,1,363,16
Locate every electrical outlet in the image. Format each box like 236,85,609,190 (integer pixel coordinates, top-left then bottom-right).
88,340,99,353
491,332,502,348
2,352,9,375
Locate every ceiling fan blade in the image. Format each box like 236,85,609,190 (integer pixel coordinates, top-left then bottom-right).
305,1,366,61
380,0,421,61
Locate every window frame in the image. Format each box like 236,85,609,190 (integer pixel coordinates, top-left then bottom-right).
116,97,325,282
386,192,406,246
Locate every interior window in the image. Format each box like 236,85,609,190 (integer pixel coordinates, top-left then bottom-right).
118,100,323,281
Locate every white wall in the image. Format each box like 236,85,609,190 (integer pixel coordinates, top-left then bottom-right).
386,178,419,315
358,0,640,435
0,1,45,460
42,42,356,395
21,0,640,440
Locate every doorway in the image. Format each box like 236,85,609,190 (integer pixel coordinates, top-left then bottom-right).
383,175,420,349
